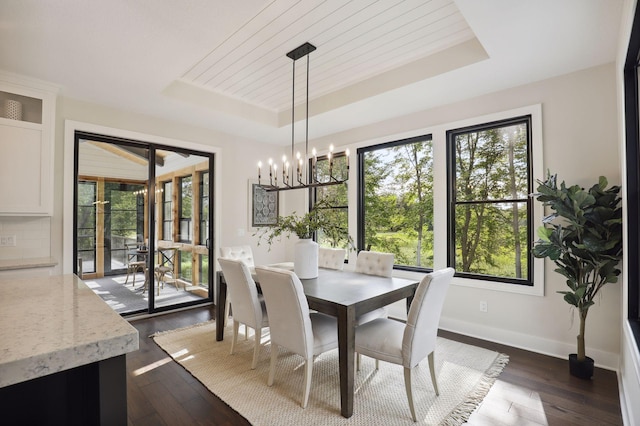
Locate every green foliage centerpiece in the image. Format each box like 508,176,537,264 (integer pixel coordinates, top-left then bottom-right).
532,172,622,378
254,200,353,278
254,199,352,248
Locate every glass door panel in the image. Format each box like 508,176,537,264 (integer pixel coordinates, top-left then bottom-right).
154,150,212,310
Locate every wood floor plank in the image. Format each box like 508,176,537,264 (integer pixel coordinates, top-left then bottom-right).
125,306,622,426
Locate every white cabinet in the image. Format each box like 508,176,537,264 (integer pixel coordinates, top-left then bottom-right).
0,73,57,216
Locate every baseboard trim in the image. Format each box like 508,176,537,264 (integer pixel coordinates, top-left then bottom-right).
438,317,619,371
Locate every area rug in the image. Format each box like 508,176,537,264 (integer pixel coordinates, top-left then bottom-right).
152,321,508,425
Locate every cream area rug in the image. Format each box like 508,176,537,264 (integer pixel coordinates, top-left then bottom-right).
152,321,508,426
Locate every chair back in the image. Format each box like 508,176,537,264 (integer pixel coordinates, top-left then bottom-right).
355,251,394,277
218,258,263,329
219,245,255,267
403,268,454,368
318,247,346,270
255,266,313,358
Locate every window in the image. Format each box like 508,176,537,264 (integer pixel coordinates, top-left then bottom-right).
200,172,209,246
77,180,96,274
312,153,349,252
104,182,144,272
178,250,193,283
162,181,172,240
357,135,433,270
447,116,532,284
179,176,193,243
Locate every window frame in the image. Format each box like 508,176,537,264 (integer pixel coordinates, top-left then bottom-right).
310,152,349,254
178,175,193,243
446,115,534,286
162,180,173,241
624,2,640,347
356,134,434,273
199,171,209,246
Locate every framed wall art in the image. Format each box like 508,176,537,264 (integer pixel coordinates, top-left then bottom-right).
250,181,278,227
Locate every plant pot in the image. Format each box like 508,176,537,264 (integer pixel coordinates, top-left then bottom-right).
294,239,318,279
568,354,594,379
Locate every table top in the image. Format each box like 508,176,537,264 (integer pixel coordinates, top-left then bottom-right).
301,268,418,306
0,274,139,388
247,265,418,309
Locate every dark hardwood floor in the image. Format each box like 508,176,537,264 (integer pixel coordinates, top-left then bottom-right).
126,306,623,426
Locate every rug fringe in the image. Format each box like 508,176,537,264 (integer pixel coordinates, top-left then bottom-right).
149,319,216,338
439,352,509,426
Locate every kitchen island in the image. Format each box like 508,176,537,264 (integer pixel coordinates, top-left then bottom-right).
0,274,139,425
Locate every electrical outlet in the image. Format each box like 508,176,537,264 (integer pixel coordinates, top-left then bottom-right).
0,235,16,247
479,301,488,313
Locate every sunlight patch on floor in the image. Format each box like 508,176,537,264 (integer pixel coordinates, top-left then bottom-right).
132,356,173,376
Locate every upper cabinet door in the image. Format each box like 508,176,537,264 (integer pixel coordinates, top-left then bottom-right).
0,73,57,216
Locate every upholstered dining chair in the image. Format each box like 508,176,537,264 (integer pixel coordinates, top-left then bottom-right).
353,250,395,325
354,267,455,422
255,265,338,409
218,258,269,369
219,246,256,328
318,247,346,270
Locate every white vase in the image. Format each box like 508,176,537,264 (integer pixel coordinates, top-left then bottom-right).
294,239,319,279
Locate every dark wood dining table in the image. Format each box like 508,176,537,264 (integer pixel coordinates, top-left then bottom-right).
215,266,419,418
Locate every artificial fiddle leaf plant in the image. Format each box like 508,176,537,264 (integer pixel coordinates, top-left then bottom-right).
532,172,622,376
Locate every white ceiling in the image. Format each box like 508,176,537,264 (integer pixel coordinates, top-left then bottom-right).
0,0,623,146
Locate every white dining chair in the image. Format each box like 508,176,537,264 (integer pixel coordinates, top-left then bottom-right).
353,250,395,325
255,265,338,408
354,267,455,422
219,246,255,329
318,247,346,270
218,258,269,369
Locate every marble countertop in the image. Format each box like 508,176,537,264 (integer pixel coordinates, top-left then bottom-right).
0,274,139,388
0,257,58,271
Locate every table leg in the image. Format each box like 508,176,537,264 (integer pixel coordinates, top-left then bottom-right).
216,272,227,341
337,305,356,418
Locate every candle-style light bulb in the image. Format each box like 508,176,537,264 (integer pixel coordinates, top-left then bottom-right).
329,144,334,153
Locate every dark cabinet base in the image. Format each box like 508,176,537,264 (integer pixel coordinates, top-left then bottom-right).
0,354,127,426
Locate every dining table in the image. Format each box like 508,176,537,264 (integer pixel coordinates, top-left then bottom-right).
215,265,419,418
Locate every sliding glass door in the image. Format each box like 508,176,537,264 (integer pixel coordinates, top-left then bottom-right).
74,132,214,316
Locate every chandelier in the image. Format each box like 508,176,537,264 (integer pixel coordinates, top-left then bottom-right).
257,42,349,192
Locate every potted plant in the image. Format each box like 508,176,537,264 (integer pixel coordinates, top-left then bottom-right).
532,172,622,379
254,200,353,278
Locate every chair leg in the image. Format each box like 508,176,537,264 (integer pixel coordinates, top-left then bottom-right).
301,358,313,408
268,344,278,386
428,352,439,396
230,321,240,355
375,359,379,370
251,327,261,369
404,367,417,422
224,300,230,328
